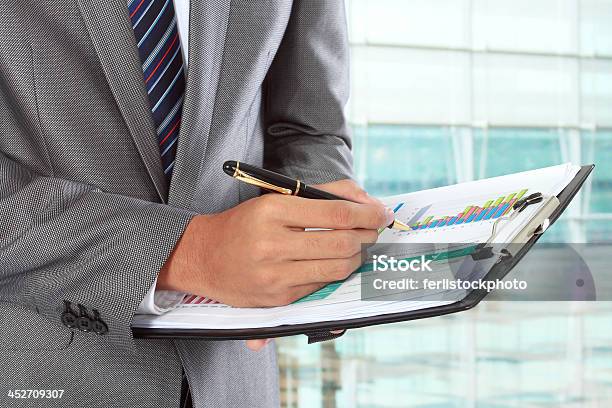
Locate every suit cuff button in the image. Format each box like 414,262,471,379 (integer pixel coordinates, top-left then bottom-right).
61,312,77,328
76,316,92,332
76,304,92,332
61,300,77,328
91,309,108,335
92,319,108,335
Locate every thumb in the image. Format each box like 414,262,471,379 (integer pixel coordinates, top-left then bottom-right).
246,338,273,351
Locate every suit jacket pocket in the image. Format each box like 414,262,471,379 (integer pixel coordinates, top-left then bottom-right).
0,302,73,351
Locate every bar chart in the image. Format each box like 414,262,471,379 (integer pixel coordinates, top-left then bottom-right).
399,189,528,231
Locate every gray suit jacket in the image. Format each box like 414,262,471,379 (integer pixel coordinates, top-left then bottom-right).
0,0,352,407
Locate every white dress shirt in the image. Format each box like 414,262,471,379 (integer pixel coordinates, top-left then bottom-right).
174,0,190,65
137,0,191,315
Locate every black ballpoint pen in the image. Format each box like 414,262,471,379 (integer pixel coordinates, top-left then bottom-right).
222,160,411,231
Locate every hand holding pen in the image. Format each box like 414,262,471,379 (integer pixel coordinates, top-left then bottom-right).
157,161,394,350
158,166,393,307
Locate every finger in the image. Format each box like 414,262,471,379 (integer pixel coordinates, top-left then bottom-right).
287,282,332,302
284,229,378,260
246,339,272,351
263,282,330,306
282,198,394,230
280,252,364,286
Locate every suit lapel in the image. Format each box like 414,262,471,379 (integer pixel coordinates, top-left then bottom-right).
77,0,168,202
168,0,232,208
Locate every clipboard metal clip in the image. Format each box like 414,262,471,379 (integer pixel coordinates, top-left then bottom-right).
471,192,544,261
513,192,544,212
471,244,513,262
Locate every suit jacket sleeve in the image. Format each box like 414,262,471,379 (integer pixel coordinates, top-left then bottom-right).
0,152,196,351
263,0,354,184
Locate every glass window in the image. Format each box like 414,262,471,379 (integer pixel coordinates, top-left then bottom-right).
473,128,563,178
585,220,612,243
580,0,612,56
348,0,469,48
472,54,579,126
353,125,457,196
472,0,578,54
581,60,612,127
350,47,471,125
582,131,612,214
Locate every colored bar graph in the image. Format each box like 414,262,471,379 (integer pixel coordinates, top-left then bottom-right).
502,189,527,216
492,203,509,218
403,189,529,232
466,207,483,223
483,196,505,220
504,193,517,203
447,214,461,226
407,204,432,229
419,216,433,229
515,189,528,201
454,207,472,225
463,206,480,223
490,193,515,218
502,199,517,216
437,216,450,227
474,200,493,222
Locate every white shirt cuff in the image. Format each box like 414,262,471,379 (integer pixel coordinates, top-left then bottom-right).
136,276,187,315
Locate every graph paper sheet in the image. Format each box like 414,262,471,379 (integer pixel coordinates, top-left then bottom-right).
132,163,581,330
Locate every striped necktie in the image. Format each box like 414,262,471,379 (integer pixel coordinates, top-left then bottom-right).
128,0,185,180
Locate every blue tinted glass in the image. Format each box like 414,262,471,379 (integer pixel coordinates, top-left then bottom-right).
582,131,612,214
353,125,457,196
474,128,563,178
539,219,570,243
585,220,612,243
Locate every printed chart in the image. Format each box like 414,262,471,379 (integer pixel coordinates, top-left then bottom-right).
398,189,528,231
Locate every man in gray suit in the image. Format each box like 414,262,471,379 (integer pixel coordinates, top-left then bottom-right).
0,0,392,407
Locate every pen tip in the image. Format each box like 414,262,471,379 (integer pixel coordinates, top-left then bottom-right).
391,220,412,231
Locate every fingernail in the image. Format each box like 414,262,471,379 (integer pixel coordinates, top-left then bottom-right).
386,208,395,225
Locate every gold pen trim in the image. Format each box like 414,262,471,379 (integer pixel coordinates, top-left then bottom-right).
232,161,293,195
293,180,301,196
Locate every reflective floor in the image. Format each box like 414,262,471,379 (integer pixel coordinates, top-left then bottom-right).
276,302,612,407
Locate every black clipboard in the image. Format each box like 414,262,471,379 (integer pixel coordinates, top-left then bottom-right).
133,165,594,342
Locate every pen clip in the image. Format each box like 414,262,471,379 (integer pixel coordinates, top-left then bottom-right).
233,164,293,195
